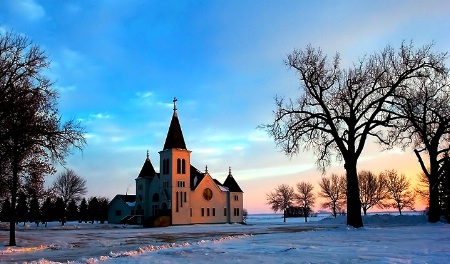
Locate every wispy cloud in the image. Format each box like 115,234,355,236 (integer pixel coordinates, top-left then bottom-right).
91,113,111,120
7,0,45,21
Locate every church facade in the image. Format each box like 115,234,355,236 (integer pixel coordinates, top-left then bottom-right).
108,99,244,225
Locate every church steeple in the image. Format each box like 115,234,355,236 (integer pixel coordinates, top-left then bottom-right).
138,150,156,178
163,97,187,150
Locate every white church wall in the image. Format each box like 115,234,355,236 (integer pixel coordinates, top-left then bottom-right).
190,175,228,224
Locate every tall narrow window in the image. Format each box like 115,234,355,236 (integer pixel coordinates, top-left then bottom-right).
184,192,187,202
207,208,210,216
224,208,227,216
181,159,186,174
177,158,181,174
176,191,179,212
190,208,192,217
201,208,205,217
212,208,215,216
180,191,183,207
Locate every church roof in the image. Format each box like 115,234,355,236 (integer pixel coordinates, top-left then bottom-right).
223,168,243,192
163,110,187,150
115,194,135,203
138,152,156,178
190,165,205,190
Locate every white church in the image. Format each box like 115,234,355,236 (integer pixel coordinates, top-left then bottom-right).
108,98,244,226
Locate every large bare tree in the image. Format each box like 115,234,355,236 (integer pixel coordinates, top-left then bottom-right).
263,43,445,227
0,32,85,246
318,173,346,217
388,71,450,222
358,170,388,215
295,182,315,222
266,184,295,222
53,169,87,204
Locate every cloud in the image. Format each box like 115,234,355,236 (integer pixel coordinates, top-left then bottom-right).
91,113,111,120
8,0,45,21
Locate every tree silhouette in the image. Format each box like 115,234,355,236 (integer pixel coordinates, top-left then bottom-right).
66,199,78,222
54,197,66,225
358,170,388,215
52,169,87,205
263,43,445,227
41,197,54,227
0,200,11,222
388,71,450,222
267,184,295,222
79,198,88,223
88,197,100,224
383,170,415,215
97,197,110,224
318,174,346,217
295,182,315,222
0,32,86,246
29,194,41,226
16,192,28,226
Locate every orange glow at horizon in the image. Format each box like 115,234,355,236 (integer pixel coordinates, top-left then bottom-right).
239,149,428,214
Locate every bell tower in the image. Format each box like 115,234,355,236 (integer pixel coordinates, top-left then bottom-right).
159,97,192,225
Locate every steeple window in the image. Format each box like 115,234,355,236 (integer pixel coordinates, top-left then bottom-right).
162,159,170,175
177,158,186,174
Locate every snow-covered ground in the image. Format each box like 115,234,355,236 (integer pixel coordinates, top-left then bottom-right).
1,213,449,263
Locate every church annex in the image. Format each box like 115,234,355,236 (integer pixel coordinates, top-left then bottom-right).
108,98,244,226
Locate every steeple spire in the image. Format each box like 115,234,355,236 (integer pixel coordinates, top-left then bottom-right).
163,97,187,150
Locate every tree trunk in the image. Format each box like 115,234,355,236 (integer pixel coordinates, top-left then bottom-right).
9,156,18,246
363,207,367,215
345,159,363,228
332,202,337,217
283,209,286,223
428,174,441,222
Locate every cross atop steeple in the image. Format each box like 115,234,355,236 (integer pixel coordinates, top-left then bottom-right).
173,97,178,112
146,150,149,159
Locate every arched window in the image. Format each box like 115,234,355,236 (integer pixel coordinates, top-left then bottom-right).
177,158,181,174
163,159,169,174
152,193,159,202
181,159,186,174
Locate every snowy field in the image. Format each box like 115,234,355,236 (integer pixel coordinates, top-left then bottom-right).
1,213,449,263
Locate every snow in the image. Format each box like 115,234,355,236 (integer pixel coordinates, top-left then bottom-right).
1,213,449,263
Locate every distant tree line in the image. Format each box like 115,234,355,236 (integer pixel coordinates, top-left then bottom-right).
267,166,450,223
0,194,110,226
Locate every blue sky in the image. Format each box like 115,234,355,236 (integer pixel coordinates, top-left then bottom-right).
2,0,450,213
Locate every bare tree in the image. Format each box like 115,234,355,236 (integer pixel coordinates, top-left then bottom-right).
415,172,430,205
318,173,346,217
388,72,450,222
0,32,85,246
266,184,295,222
358,170,388,215
53,169,87,204
262,43,444,227
383,170,415,215
295,182,315,222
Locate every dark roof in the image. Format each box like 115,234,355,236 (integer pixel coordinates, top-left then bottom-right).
116,194,135,203
190,165,205,190
163,111,187,150
138,157,156,178
223,173,243,192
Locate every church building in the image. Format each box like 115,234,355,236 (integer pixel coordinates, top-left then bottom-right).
108,98,244,226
